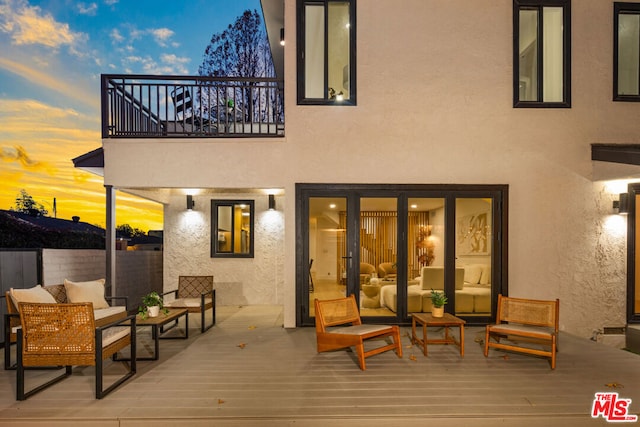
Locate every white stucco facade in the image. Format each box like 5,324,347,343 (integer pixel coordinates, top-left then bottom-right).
101,0,640,338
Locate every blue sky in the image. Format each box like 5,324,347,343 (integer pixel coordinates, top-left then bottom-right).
0,0,261,230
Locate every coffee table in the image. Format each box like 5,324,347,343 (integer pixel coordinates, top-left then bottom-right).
133,308,188,361
411,312,465,357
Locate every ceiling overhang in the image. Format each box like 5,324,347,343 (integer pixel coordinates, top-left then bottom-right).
72,147,104,177
592,144,640,166
260,0,284,83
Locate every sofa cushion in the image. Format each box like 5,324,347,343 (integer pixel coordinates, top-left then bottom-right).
10,285,57,310
479,264,491,285
165,297,213,308
420,267,465,290
464,264,482,284
64,278,109,309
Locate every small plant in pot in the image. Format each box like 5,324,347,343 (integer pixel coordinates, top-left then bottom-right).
139,291,168,319
430,289,448,318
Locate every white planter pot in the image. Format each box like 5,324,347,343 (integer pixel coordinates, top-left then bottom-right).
432,306,444,318
147,305,160,317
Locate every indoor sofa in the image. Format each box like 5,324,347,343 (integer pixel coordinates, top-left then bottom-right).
379,265,491,314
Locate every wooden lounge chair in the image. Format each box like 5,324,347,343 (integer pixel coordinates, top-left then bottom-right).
163,275,215,333
16,302,136,400
484,294,559,369
314,295,403,370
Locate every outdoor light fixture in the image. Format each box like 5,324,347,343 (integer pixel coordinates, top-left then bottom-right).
280,28,285,46
186,195,195,210
268,194,276,210
613,193,629,214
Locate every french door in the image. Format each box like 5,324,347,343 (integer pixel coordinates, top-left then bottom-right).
296,184,507,326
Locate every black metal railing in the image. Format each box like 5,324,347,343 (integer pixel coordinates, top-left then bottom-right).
101,74,284,138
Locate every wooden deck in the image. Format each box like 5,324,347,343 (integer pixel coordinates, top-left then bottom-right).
1,305,640,426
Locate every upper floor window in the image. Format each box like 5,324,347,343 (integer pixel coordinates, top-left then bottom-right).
513,0,571,107
614,2,640,101
297,0,356,105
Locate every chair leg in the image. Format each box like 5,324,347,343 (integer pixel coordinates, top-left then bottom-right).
200,291,216,333
4,316,15,370
16,330,72,400
484,327,490,357
355,342,366,370
394,327,403,358
95,328,136,399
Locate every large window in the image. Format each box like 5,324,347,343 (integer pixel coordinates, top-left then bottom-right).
614,2,640,101
513,0,571,107
297,0,356,105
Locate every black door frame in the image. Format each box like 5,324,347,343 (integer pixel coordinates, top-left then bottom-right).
296,183,509,326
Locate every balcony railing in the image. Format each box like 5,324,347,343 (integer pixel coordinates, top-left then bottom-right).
101,74,284,138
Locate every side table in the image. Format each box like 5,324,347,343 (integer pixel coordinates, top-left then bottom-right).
117,308,188,361
411,312,465,357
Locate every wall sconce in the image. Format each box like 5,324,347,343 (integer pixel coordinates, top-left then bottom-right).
280,28,285,46
186,195,195,210
268,194,276,210
613,193,629,214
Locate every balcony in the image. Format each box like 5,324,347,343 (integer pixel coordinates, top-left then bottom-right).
101,74,284,139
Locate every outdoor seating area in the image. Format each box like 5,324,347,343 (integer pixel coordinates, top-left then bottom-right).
0,304,640,425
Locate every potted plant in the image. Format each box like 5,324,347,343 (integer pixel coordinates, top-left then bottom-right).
430,289,448,317
139,291,168,318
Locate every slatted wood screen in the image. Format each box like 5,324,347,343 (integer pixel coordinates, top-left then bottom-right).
336,211,429,280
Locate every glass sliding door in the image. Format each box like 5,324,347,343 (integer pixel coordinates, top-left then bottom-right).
307,196,348,318
406,198,446,316
359,197,398,318
297,184,506,326
455,198,493,318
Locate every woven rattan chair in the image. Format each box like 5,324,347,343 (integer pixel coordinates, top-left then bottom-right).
163,276,215,333
484,294,559,369
16,302,136,400
314,295,403,370
4,287,128,370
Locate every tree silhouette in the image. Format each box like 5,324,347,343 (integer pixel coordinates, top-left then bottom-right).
116,224,147,238
198,9,281,124
12,189,48,216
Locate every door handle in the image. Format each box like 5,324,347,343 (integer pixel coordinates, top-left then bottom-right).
342,252,353,269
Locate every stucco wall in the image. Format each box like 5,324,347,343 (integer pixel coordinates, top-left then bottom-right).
103,0,640,337
164,193,285,307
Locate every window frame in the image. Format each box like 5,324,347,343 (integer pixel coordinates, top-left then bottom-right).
614,2,640,102
211,200,255,258
296,0,357,106
513,0,571,108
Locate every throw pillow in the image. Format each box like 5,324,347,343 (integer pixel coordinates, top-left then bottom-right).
463,264,482,284
10,285,57,310
64,278,109,309
479,264,491,285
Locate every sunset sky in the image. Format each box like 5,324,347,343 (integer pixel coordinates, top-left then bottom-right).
0,0,260,232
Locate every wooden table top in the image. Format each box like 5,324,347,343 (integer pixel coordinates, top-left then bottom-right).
136,308,188,325
411,312,466,325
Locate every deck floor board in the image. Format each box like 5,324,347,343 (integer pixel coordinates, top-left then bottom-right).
0,305,639,426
